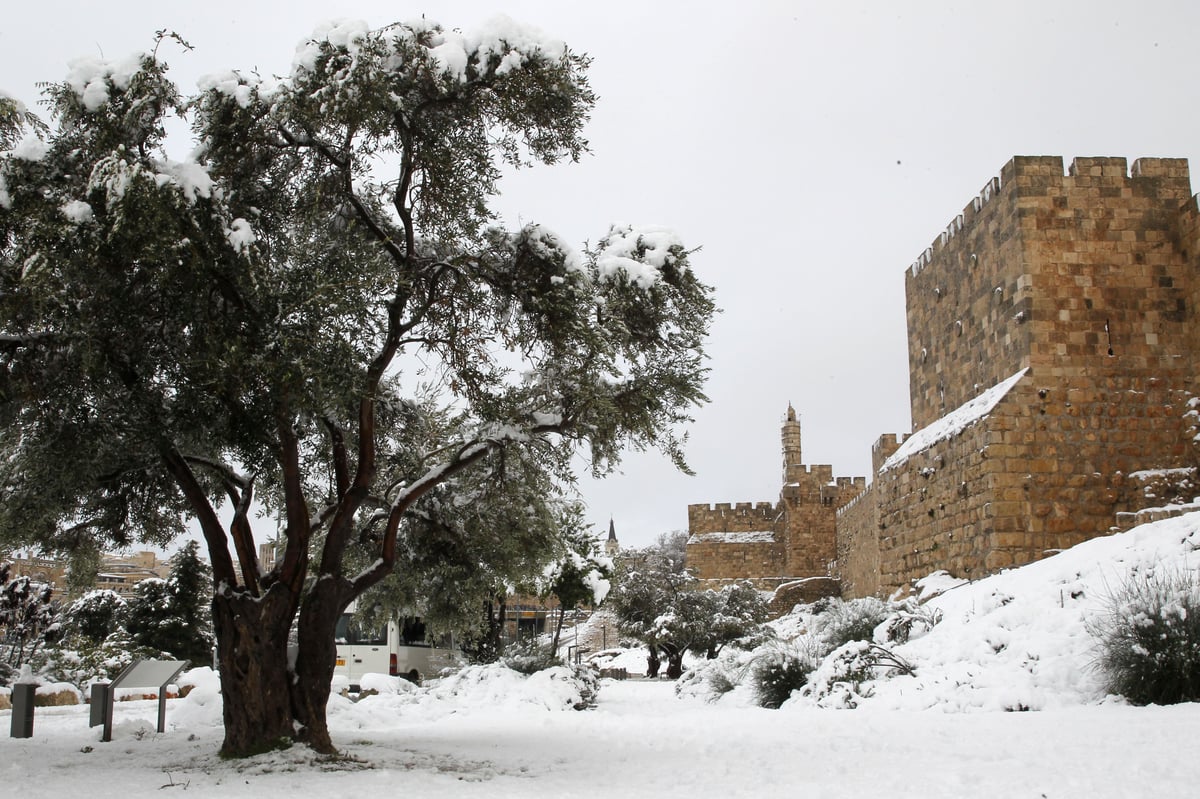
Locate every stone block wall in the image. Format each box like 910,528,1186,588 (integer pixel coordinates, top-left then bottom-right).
905,155,1196,431
834,480,879,598
842,155,1200,597
686,502,785,582
906,169,1031,431
872,395,1002,594
1020,157,1193,384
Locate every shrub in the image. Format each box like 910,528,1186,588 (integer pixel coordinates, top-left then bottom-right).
1090,566,1200,705
675,648,751,703
503,642,563,675
883,599,943,644
65,590,128,646
812,597,891,652
750,641,821,709
32,636,162,691
803,640,915,709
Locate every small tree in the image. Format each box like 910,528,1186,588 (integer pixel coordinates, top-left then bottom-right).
609,533,764,679
125,542,213,664
538,505,612,656
0,562,61,674
65,588,127,646
607,532,690,677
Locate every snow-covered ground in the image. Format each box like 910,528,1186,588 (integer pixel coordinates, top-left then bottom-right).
4,514,1200,797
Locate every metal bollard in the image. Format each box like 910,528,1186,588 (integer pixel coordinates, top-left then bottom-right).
10,683,35,738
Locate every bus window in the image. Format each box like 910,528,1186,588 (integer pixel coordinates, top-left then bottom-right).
335,613,387,645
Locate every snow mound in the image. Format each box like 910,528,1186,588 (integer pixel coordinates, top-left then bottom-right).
783,512,1200,712
328,663,596,729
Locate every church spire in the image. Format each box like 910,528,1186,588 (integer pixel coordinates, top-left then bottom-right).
605,518,619,555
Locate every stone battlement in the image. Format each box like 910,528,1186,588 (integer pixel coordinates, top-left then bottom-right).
909,156,1192,278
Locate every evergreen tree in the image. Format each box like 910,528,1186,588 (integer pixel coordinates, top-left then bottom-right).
0,18,713,756
65,588,127,646
125,542,213,664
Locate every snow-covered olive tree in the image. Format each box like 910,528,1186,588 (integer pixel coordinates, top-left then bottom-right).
610,533,766,679
0,19,714,756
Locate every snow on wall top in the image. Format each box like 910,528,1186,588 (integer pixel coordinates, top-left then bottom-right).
687,531,775,545
880,368,1028,472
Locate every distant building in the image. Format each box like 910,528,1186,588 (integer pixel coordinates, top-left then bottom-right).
3,548,173,598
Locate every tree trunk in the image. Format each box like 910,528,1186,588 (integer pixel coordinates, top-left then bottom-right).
212,587,296,757
646,645,661,678
663,644,684,680
550,605,565,656
290,577,350,755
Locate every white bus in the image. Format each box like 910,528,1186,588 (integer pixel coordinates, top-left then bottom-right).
334,609,458,691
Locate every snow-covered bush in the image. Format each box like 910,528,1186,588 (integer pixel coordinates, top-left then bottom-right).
33,636,162,691
674,646,754,703
64,589,127,646
810,596,891,652
1090,565,1200,705
425,662,600,711
883,598,943,644
504,640,564,675
800,640,915,709
750,640,822,709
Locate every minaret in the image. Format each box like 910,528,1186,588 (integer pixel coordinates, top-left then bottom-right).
605,518,620,556
782,403,802,483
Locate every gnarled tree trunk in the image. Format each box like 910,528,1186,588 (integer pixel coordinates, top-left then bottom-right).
211,587,296,757
289,577,351,754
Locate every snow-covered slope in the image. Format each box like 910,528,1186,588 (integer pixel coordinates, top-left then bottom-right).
781,511,1200,712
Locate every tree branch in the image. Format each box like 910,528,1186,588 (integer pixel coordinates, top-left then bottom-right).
159,444,237,589
350,417,569,595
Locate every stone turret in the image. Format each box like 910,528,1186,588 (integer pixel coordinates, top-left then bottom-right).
782,403,802,483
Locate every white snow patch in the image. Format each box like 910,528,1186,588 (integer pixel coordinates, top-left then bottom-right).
687,531,776,544
292,19,371,74
226,217,255,252
154,160,214,203
61,200,94,224
881,368,1028,471
10,135,48,161
64,53,145,112
596,224,684,288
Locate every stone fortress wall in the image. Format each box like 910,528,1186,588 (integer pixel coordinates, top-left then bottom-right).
689,155,1200,600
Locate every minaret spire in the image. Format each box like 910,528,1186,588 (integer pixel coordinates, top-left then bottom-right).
782,403,802,483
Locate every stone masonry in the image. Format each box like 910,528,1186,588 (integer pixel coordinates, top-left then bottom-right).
690,155,1200,601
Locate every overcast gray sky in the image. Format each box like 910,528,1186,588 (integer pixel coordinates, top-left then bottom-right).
5,1,1199,550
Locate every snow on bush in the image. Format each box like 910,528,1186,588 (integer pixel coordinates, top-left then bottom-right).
1089,565,1200,705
